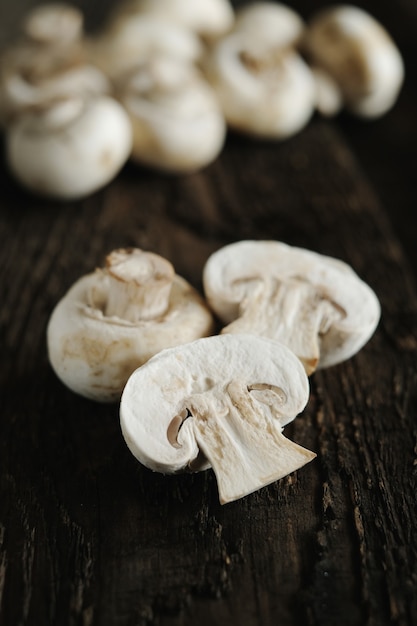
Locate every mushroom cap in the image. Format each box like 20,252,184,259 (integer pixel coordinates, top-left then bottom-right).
118,57,226,172
234,2,305,49
120,333,310,473
87,14,203,80
204,32,315,139
304,5,404,118
113,0,234,38
6,95,132,200
23,3,84,45
47,272,214,402
203,240,381,370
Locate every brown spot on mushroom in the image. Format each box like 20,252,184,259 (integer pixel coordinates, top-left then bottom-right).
99,148,115,170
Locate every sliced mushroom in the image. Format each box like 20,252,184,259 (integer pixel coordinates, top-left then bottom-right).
110,0,235,40
303,5,404,118
117,55,226,173
0,3,109,125
47,248,215,402
6,95,132,199
120,333,315,504
204,29,315,139
203,240,381,374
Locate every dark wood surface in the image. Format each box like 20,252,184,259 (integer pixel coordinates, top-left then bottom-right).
1,1,416,625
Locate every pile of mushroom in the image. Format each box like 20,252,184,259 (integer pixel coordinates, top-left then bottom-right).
0,1,405,198
46,240,380,503
0,3,133,200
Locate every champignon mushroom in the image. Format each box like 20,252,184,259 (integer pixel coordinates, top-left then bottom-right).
110,0,235,40
116,55,226,173
303,5,404,118
6,95,132,200
120,333,315,504
47,248,215,402
87,14,203,82
203,28,315,139
233,2,305,50
203,241,381,375
0,3,109,125
311,66,343,118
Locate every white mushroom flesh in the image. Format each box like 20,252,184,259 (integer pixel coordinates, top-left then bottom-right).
103,248,175,322
203,241,381,374
47,248,214,402
120,334,315,504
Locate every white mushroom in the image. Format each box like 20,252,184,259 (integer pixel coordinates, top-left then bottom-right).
303,5,405,118
120,333,315,504
87,14,203,82
0,3,109,125
311,66,343,117
47,248,215,402
110,0,235,40
233,2,305,50
203,241,381,375
117,56,226,173
6,95,132,200
22,2,84,45
204,30,315,139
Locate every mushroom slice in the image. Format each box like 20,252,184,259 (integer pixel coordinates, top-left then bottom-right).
6,95,132,200
117,56,226,173
303,5,404,118
120,334,315,504
204,30,315,139
203,240,381,374
47,248,214,402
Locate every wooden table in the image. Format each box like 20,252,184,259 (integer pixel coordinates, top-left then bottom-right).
1,1,416,625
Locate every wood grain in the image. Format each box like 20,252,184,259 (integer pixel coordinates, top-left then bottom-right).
1,2,416,625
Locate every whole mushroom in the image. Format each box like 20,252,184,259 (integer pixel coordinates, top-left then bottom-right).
6,95,132,200
0,2,109,125
203,240,381,374
110,0,235,40
233,2,305,50
203,9,315,140
303,4,405,118
47,248,215,402
120,333,315,504
116,55,226,173
87,14,203,82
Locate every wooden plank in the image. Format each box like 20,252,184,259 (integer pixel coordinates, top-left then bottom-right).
1,1,416,625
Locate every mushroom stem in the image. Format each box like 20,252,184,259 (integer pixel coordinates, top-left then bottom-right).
189,379,315,504
223,277,344,374
103,248,175,322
